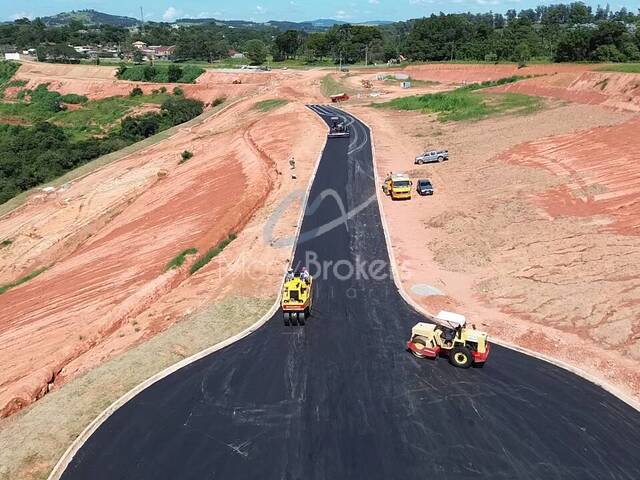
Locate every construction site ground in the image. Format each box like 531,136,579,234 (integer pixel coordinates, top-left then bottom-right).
0,61,639,479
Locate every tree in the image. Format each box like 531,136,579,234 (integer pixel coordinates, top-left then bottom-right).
161,97,204,125
142,65,156,81
245,39,267,65
167,64,183,82
592,44,625,62
555,27,592,61
274,30,303,60
132,49,144,64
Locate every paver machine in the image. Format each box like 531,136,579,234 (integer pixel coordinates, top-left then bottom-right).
407,311,491,368
281,268,313,326
328,116,350,138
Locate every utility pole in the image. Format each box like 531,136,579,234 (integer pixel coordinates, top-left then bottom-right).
365,44,369,67
140,6,144,35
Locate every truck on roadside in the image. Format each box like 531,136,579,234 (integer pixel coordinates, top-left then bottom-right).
382,173,412,200
415,149,448,164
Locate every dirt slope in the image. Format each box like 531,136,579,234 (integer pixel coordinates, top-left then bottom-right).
0,66,327,417
352,90,640,401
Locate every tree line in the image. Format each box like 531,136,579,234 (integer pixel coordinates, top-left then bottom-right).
1,3,640,65
0,94,203,204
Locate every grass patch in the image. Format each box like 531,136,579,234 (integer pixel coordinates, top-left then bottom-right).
179,150,193,164
190,233,237,275
211,96,225,107
0,267,47,295
49,92,172,140
321,74,346,97
0,84,173,140
60,93,88,104
0,60,20,97
375,76,541,122
6,79,27,88
164,247,198,271
117,64,205,83
254,98,288,112
596,64,640,74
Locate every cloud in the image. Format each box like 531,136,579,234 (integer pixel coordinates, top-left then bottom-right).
409,0,434,4
162,6,180,21
335,9,352,19
369,0,380,4
9,12,34,20
256,5,267,14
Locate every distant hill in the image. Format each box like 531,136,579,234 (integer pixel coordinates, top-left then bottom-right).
41,9,139,27
175,17,393,32
29,10,392,31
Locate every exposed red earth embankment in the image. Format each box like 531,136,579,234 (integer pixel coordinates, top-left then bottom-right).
353,75,640,402
5,61,275,102
490,70,640,111
404,63,596,84
0,67,327,417
502,117,640,235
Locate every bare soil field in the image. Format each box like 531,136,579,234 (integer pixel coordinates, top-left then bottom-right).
0,64,327,418
352,67,640,401
404,62,599,84
2,61,640,478
5,61,274,102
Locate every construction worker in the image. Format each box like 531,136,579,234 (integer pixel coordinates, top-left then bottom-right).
300,266,310,283
285,268,294,282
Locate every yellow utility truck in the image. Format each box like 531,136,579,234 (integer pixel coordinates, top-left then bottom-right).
382,173,412,200
281,269,313,326
407,311,491,368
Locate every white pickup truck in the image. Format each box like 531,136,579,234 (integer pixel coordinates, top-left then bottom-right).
415,149,448,164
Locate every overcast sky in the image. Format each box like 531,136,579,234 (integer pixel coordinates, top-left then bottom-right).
3,0,638,23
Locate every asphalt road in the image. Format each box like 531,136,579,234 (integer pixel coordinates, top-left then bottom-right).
60,105,640,480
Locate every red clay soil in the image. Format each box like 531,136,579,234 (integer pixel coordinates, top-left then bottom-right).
7,61,276,102
403,63,597,84
0,67,327,417
500,117,640,236
490,70,640,111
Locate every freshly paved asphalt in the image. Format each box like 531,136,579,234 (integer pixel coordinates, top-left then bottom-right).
61,105,640,480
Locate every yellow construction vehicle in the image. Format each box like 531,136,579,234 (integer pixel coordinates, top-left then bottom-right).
407,311,491,368
281,268,313,326
382,173,412,200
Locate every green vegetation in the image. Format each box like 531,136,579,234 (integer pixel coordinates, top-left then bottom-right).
254,99,289,112
0,267,48,295
377,77,542,122
180,150,193,163
0,239,12,248
60,93,88,104
117,64,204,83
0,61,20,96
3,5,640,66
320,75,346,97
211,97,225,107
190,234,237,275
6,79,27,88
164,247,198,271
0,92,203,204
597,64,640,73
130,87,143,97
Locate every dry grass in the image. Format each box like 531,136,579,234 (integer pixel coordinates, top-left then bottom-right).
0,296,273,480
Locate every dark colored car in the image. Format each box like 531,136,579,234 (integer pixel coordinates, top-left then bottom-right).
417,179,434,195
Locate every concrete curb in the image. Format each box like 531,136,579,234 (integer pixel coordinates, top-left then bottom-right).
46,105,330,480
354,109,640,413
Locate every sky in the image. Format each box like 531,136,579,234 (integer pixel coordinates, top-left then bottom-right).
1,0,637,23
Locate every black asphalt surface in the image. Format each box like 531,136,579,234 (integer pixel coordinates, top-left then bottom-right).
61,105,640,480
